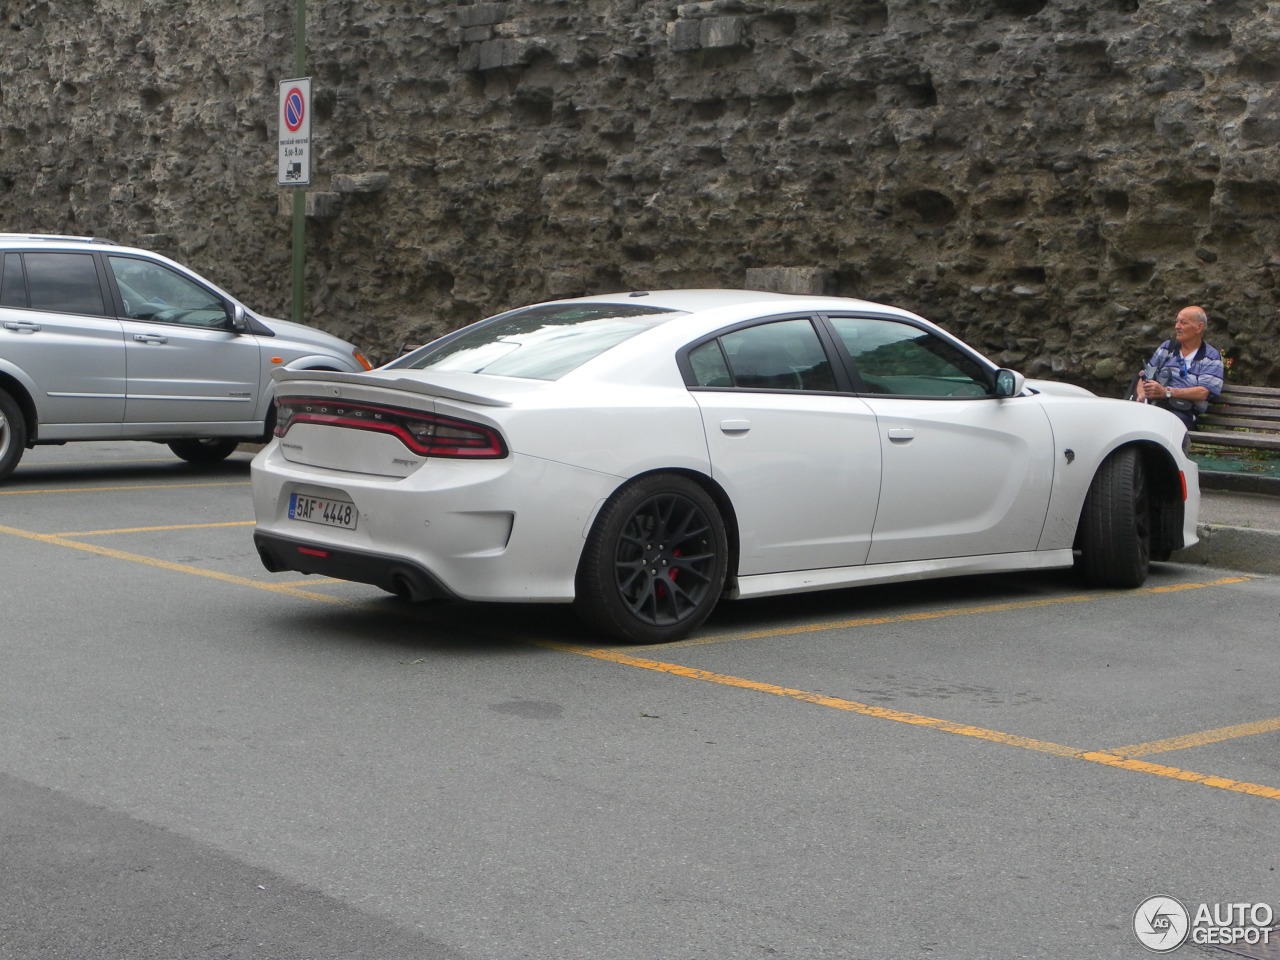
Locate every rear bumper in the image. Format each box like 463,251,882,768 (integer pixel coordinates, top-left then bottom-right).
254,530,457,601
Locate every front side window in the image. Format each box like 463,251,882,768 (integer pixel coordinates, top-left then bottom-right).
108,256,229,327
24,252,107,316
400,303,682,381
687,318,835,392
831,316,991,397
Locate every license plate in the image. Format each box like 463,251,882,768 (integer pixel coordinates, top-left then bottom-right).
288,493,357,530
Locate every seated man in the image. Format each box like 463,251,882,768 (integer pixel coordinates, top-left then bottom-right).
1134,305,1225,429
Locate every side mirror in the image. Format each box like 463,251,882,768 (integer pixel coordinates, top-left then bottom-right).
228,304,251,333
994,368,1025,398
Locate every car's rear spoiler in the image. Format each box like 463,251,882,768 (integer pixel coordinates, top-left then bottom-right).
270,367,513,407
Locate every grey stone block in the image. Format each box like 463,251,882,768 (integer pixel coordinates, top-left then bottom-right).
304,192,341,218
458,3,506,28
331,172,391,194
701,17,744,49
667,19,702,52
745,266,832,295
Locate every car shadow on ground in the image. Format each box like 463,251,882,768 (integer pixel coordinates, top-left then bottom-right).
10,453,254,485
253,565,1158,657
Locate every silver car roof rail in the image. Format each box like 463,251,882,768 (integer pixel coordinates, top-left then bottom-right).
0,233,116,244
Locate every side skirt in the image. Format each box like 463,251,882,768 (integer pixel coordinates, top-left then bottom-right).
729,549,1076,600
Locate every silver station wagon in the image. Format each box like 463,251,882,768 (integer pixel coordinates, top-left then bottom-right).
0,234,372,481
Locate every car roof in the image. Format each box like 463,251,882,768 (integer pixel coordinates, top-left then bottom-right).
553,288,899,314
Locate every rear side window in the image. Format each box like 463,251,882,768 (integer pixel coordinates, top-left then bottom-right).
687,318,836,392
24,252,107,316
399,302,682,380
0,253,26,307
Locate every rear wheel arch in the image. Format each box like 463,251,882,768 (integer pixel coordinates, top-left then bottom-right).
0,377,36,481
574,469,733,643
0,373,37,441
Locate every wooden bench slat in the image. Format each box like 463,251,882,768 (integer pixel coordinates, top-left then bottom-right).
1203,401,1280,414
1191,432,1280,452
1197,416,1280,433
1189,382,1280,455
1217,385,1280,399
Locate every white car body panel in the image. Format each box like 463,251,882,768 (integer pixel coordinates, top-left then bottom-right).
863,394,1056,563
692,389,882,572
252,443,621,602
733,548,1075,599
1031,393,1200,551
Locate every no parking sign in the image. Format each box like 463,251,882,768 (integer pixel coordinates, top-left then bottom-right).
277,77,312,186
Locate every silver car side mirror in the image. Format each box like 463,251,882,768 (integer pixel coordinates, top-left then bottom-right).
229,304,251,333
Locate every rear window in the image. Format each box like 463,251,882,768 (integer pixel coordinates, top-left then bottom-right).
398,303,683,380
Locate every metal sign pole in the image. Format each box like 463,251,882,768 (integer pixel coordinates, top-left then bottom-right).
291,0,306,325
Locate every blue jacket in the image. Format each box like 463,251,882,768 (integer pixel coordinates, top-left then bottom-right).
1144,340,1225,415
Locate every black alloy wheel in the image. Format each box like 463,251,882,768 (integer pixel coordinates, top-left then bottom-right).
575,474,728,644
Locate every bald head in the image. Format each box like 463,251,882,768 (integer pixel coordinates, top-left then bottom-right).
1174,305,1207,350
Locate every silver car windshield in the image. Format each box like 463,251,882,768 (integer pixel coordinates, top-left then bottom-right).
401,303,684,380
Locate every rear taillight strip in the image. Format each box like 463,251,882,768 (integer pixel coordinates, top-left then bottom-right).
274,398,507,459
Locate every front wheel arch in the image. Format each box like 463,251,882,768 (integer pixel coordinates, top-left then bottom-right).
1076,445,1161,587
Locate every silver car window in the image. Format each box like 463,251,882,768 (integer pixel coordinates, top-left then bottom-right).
107,256,230,328
0,253,25,307
24,252,107,317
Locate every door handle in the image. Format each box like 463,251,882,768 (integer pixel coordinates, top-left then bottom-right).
133,333,168,344
887,428,915,443
719,419,751,435
3,320,41,333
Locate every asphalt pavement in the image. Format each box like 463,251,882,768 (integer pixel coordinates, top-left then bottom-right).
1180,473,1280,574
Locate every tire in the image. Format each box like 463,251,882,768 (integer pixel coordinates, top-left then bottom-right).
1077,447,1150,588
575,474,728,644
0,388,28,482
167,438,240,464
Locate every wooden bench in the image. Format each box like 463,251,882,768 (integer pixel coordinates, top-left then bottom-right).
1192,384,1280,452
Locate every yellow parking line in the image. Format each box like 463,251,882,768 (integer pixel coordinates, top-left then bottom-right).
5,517,1273,801
1103,717,1280,758
533,640,1280,802
0,480,250,496
56,521,257,537
648,576,1251,649
0,522,364,608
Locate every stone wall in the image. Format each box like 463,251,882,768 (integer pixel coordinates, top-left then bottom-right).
2,0,1278,390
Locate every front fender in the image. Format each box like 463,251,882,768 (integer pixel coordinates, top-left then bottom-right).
1036,398,1196,550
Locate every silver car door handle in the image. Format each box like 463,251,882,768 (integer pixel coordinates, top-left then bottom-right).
133,333,168,344
3,320,41,333
887,428,914,443
720,419,751,435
